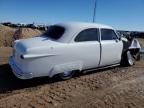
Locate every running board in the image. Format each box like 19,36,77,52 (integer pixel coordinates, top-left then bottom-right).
82,63,120,74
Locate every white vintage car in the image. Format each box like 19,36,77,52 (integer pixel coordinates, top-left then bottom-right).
9,22,141,80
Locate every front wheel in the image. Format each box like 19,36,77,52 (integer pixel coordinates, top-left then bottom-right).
126,51,135,66
58,71,75,80
121,51,135,66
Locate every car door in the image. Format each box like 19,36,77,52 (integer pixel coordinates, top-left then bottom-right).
100,29,123,67
73,28,101,70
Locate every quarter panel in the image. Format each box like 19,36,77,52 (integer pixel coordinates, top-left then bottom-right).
53,41,101,70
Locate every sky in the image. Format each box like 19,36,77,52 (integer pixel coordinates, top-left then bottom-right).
0,0,144,31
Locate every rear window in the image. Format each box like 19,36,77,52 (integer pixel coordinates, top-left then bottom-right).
43,25,65,39
75,28,99,42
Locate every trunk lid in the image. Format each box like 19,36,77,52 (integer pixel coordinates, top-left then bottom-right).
14,36,59,54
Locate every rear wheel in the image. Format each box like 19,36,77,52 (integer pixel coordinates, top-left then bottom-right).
58,71,75,80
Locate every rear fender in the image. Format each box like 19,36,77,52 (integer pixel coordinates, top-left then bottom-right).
49,61,83,77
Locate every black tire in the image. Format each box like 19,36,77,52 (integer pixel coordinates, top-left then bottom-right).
126,51,135,66
58,71,75,80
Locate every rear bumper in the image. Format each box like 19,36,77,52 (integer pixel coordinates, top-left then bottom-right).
8,56,33,79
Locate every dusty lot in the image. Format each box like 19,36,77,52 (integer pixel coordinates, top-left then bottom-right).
1,48,144,108
137,38,144,48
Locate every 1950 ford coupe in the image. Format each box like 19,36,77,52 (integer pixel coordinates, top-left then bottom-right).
9,22,141,80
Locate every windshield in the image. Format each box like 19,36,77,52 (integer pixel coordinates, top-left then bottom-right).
43,25,65,40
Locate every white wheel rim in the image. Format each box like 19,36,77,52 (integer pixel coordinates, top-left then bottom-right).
127,51,134,65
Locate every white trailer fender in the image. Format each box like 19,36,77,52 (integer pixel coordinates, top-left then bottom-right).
49,61,83,77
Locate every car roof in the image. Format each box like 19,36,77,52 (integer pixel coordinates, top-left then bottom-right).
56,22,114,30
51,22,115,43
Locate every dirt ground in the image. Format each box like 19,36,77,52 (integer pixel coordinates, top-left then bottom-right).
137,38,144,48
0,24,42,47
1,48,144,108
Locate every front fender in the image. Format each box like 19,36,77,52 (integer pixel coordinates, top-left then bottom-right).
122,38,141,52
128,39,141,49
121,38,141,61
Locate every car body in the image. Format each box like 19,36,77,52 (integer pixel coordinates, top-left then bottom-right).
9,22,141,79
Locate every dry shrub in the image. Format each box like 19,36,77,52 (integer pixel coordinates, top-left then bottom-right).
13,28,42,40
0,24,15,47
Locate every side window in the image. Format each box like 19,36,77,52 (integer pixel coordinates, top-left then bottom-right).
101,29,118,40
75,28,99,42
